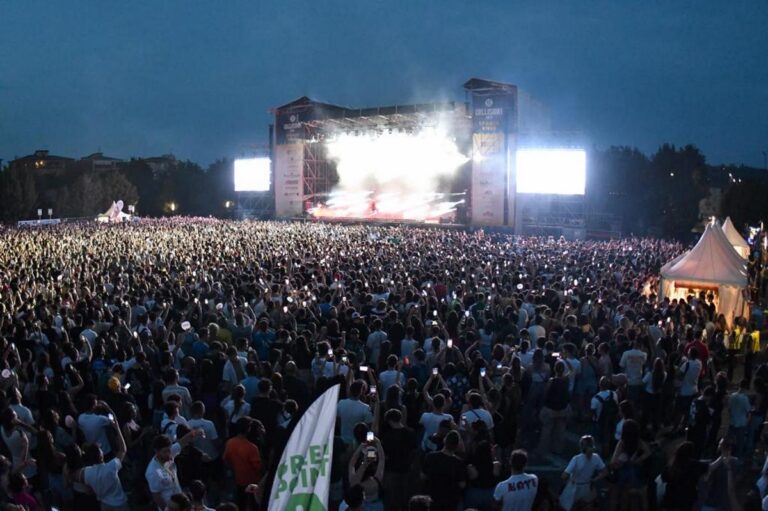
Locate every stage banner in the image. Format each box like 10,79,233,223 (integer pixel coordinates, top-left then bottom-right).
268,383,340,511
469,90,517,226
472,93,516,134
471,133,506,226
274,143,304,217
276,112,304,145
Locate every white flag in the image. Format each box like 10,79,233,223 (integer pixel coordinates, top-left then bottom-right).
269,383,340,511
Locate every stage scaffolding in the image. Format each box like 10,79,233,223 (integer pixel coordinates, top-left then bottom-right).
284,100,472,207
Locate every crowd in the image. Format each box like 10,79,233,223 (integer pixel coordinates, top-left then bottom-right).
0,218,765,511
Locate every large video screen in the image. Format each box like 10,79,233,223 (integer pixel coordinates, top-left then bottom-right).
234,158,271,192
516,149,586,195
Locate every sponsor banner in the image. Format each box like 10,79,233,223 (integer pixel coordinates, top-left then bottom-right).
472,91,517,134
276,112,304,145
274,143,304,217
268,383,340,511
17,218,61,227
471,133,506,226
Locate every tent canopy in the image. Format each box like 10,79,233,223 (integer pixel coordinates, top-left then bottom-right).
722,216,750,258
661,223,747,287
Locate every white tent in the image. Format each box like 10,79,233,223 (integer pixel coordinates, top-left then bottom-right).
659,223,749,326
721,216,750,259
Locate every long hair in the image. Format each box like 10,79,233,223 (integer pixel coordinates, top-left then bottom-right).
668,441,695,479
652,358,665,393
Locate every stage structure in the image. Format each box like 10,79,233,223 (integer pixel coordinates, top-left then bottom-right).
273,97,472,222
270,78,599,235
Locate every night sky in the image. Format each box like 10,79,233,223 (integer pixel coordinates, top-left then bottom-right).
1,1,766,167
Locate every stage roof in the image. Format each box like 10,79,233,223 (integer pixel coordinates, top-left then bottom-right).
275,96,469,132
463,78,517,93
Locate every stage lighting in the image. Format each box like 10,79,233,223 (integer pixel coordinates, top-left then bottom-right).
516,149,586,195
234,157,271,192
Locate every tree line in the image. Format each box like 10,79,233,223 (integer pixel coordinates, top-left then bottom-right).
0,144,765,239
0,158,234,221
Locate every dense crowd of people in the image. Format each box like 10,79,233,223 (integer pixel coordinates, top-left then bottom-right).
0,218,765,511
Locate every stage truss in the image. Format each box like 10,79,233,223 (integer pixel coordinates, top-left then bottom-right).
292,102,472,206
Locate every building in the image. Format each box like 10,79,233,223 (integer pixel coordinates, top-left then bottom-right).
9,149,74,174
80,152,124,171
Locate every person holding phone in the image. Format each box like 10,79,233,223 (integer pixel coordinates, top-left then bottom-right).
418,393,454,452
337,380,374,443
348,435,385,511
76,412,129,511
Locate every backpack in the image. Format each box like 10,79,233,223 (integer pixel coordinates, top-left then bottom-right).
596,391,619,431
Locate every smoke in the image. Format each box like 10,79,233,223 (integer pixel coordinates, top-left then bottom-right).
324,126,469,195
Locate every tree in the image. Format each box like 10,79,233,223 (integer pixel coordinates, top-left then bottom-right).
650,144,709,239
0,166,38,221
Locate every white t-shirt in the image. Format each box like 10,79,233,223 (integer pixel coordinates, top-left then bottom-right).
562,357,581,393
401,338,418,358
494,473,539,511
527,325,546,343
221,398,252,425
222,356,249,385
78,413,113,454
187,418,220,459
336,399,373,443
419,412,453,450
564,453,605,484
378,370,405,396
145,443,182,506
518,351,534,367
462,408,495,431
84,458,127,507
619,349,647,386
679,359,702,396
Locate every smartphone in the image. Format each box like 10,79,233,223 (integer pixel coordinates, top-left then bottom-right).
366,431,374,443
360,365,369,372
369,385,377,395
327,348,333,357
447,339,453,349
552,352,561,358
366,449,376,460
480,367,487,377
433,310,437,317
464,311,470,318
283,306,288,313
496,362,503,370
342,356,348,364
461,415,468,427
108,413,114,422
404,356,410,365
432,367,439,376
124,383,131,390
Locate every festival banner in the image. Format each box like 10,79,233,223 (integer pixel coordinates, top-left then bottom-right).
274,143,304,217
276,112,304,145
268,383,340,511
469,90,517,225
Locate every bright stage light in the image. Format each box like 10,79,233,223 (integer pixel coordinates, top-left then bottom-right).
234,158,271,192
516,149,586,195
325,128,468,195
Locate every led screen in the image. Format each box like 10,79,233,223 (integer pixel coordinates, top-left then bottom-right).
516,149,586,195
234,158,271,192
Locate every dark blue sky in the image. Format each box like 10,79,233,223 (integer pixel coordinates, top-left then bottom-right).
1,1,767,167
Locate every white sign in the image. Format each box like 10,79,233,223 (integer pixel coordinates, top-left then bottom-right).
268,383,339,511
274,143,304,217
